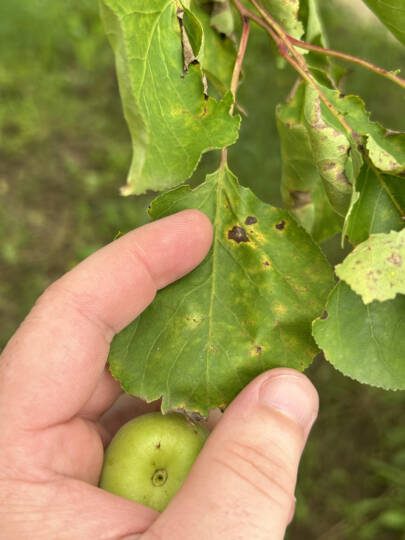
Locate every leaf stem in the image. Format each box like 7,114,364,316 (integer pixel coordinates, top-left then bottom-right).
232,0,353,136
289,36,405,90
230,16,251,112
221,13,251,167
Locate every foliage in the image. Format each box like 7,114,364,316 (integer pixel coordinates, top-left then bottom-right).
109,166,333,413
100,0,405,414
1,1,405,537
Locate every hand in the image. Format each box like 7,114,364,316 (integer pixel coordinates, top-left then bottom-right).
0,210,318,540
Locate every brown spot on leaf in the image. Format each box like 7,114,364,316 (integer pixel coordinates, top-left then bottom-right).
320,310,328,320
275,220,286,231
228,226,249,243
387,252,402,266
263,261,270,267
250,345,263,357
245,216,257,225
290,190,311,209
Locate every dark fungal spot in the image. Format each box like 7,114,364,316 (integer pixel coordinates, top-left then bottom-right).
263,261,270,267
228,226,249,243
320,310,328,320
290,190,311,209
275,220,285,231
387,252,402,267
255,345,262,354
245,216,257,225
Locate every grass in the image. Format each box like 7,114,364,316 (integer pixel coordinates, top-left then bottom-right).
1,1,404,538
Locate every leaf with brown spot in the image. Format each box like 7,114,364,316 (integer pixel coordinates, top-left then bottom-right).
99,0,239,195
108,167,334,415
336,229,405,304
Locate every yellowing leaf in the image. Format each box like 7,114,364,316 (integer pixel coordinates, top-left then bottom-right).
336,229,405,304
108,167,334,415
100,0,240,195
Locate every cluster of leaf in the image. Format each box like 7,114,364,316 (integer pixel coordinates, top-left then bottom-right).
100,0,405,415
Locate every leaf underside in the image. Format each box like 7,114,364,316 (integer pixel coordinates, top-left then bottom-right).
313,281,405,391
108,167,334,415
336,229,405,304
100,0,240,195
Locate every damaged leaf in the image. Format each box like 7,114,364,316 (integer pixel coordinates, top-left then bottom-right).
336,229,405,304
100,0,240,195
189,0,236,94
277,83,343,242
108,167,334,415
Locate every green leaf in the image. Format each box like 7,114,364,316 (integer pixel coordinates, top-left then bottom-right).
209,0,235,36
298,0,333,78
262,0,304,40
361,0,405,45
344,163,405,244
335,229,405,304
277,83,343,242
108,167,334,415
313,281,405,391
100,0,240,195
188,0,236,95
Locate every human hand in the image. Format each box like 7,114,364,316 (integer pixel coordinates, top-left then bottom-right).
0,210,318,540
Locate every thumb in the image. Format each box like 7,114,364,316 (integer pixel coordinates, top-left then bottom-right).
144,368,318,540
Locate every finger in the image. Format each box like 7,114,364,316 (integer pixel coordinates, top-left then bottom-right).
2,476,157,540
79,369,122,421
145,369,318,540
0,210,212,431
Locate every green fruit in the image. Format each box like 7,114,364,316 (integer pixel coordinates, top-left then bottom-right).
100,412,208,511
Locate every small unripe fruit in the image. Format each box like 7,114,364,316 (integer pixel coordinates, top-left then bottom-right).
100,412,208,511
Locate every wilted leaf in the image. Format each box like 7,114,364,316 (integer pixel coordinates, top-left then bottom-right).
336,229,405,304
313,281,405,390
277,83,342,241
361,0,405,45
303,86,358,217
108,167,334,415
100,0,239,195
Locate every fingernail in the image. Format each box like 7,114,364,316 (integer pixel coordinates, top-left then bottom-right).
259,374,318,432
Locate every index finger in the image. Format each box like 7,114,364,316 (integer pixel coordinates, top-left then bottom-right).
0,210,212,430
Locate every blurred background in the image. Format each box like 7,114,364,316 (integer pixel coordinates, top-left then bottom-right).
0,1,404,537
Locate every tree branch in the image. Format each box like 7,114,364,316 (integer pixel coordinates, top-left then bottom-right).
289,36,405,90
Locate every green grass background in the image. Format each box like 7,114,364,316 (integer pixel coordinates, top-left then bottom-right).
0,1,404,538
